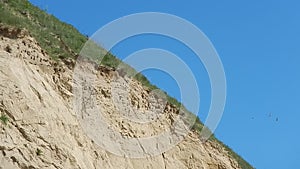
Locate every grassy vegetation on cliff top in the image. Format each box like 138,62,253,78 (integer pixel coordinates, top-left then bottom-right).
0,0,253,168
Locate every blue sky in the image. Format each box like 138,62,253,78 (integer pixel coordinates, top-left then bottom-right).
29,0,300,168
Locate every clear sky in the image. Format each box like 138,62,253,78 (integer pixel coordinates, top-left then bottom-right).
29,0,300,168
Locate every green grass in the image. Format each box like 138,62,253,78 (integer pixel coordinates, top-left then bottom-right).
216,139,254,169
36,148,42,156
0,0,87,60
0,1,253,168
0,114,8,125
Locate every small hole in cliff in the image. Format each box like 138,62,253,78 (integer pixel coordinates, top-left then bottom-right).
5,45,12,53
2,150,6,156
11,156,17,163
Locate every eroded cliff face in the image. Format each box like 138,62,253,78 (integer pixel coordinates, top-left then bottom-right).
0,26,240,169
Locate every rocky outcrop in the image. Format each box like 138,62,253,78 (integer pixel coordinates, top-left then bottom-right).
0,27,241,169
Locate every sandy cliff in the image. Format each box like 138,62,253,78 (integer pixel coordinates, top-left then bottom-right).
0,26,241,169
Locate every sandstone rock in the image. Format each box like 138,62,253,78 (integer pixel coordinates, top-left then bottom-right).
0,28,241,169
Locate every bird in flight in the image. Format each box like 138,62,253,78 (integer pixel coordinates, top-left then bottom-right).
268,113,272,117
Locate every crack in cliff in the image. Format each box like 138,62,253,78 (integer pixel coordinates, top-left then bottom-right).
14,123,32,142
30,85,43,103
162,153,167,169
